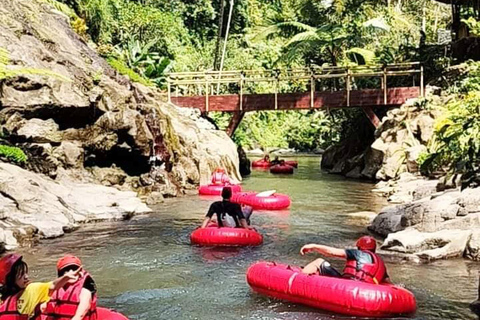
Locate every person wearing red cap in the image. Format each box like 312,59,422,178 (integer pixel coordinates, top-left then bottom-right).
210,168,230,185
0,254,81,320
42,255,97,320
300,236,391,284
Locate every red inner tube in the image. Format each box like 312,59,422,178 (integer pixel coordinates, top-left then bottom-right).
284,160,298,168
246,262,417,318
198,184,242,195
95,308,129,320
252,159,271,168
270,165,294,174
231,192,291,210
191,225,263,246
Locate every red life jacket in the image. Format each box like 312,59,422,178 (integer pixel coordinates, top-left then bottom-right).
342,251,387,284
212,172,229,185
0,291,28,320
43,273,97,320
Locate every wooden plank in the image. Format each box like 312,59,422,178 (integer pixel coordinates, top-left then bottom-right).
171,87,420,112
362,107,381,128
226,111,245,137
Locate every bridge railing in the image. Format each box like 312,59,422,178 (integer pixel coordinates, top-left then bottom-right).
166,62,423,112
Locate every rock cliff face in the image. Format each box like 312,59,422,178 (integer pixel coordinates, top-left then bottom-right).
0,0,241,249
321,92,441,181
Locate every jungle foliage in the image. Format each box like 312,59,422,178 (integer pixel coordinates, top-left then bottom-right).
53,0,453,151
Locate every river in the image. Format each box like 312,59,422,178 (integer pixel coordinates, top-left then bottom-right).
18,157,479,319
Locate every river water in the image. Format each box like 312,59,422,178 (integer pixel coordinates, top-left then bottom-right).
18,157,479,319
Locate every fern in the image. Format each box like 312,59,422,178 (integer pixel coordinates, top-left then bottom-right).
0,145,28,164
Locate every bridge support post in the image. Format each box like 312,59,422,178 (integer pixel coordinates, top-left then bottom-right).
362,107,381,129
226,111,245,137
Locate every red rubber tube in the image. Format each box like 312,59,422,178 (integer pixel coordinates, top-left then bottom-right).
284,160,298,168
198,184,242,195
191,226,263,246
270,165,294,174
231,192,291,210
246,262,416,318
96,307,129,320
252,159,271,168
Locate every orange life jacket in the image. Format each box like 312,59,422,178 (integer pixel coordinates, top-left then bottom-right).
0,291,28,320
342,251,387,284
43,273,97,320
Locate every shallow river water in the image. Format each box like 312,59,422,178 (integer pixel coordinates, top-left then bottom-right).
18,157,480,319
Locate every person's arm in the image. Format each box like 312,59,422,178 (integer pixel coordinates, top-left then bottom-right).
49,267,83,294
300,244,347,258
202,203,216,228
201,217,212,228
239,218,251,229
71,288,92,320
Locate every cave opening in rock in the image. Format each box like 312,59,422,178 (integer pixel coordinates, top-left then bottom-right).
84,129,151,176
21,104,104,130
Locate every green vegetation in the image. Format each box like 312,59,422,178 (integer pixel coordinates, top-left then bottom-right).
52,0,456,152
419,62,480,176
0,145,28,164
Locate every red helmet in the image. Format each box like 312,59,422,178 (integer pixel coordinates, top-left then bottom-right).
356,236,377,251
57,255,82,272
0,254,23,285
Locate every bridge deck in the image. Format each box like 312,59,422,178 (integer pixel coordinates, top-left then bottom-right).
171,87,420,112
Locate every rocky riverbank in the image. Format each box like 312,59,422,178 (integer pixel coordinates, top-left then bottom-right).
0,0,242,250
368,173,480,262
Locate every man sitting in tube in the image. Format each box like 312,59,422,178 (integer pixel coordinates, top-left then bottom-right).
201,187,252,229
300,236,391,284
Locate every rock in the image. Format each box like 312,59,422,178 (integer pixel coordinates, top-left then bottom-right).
369,205,405,236
382,228,472,261
457,188,480,213
237,146,251,177
0,163,151,242
0,0,243,201
415,114,435,143
465,229,480,260
405,145,427,173
53,141,84,168
12,118,63,143
90,166,128,186
345,166,362,179
411,180,439,201
146,192,164,205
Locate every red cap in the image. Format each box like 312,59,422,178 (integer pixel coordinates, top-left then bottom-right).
0,254,23,285
57,255,82,272
356,236,377,251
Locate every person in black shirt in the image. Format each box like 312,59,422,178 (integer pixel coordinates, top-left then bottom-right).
270,156,281,165
201,186,251,229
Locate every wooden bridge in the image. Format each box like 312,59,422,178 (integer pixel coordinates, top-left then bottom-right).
166,63,423,136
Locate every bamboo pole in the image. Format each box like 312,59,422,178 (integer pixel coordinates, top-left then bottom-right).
217,0,234,94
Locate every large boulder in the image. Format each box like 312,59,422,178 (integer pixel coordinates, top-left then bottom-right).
382,228,472,261
0,0,242,197
0,163,151,248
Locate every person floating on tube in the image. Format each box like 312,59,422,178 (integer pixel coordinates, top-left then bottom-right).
300,236,391,284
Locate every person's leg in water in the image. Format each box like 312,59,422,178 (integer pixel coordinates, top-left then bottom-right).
302,258,342,277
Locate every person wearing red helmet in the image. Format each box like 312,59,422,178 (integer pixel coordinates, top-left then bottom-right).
42,255,97,320
210,168,230,185
0,254,80,320
300,236,391,284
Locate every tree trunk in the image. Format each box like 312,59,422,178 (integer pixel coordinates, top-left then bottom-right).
213,0,226,70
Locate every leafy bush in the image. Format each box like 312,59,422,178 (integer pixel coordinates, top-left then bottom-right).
0,145,27,164
419,91,480,175
106,57,153,86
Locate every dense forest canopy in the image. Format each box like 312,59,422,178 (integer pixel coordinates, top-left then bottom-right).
53,0,455,151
